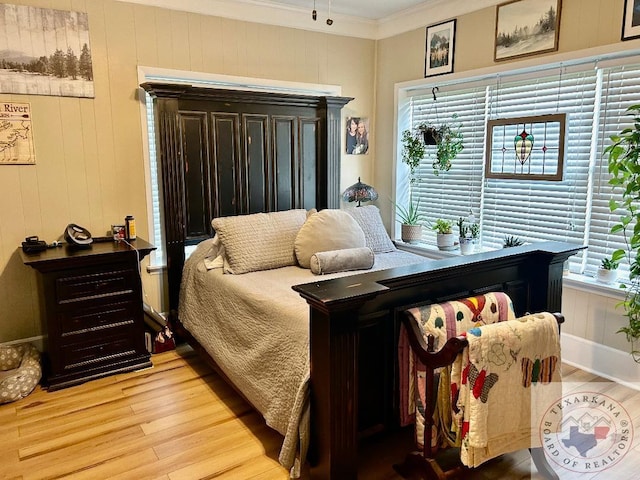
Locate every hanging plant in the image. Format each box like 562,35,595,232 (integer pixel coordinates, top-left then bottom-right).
605,103,640,362
417,117,464,176
400,129,426,185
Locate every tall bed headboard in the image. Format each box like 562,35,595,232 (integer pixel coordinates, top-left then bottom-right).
140,82,352,316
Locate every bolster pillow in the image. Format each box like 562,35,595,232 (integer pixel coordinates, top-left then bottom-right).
310,247,374,275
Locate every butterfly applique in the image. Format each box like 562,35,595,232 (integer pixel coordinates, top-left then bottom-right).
467,364,499,403
521,356,558,387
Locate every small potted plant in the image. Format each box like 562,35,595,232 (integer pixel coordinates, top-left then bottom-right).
457,217,474,255
433,218,454,250
596,257,619,284
396,196,425,244
503,235,524,248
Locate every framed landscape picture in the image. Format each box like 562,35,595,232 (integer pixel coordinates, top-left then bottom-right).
622,0,640,40
494,0,561,62
424,19,456,77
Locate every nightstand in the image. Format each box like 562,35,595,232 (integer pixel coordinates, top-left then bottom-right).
21,238,155,390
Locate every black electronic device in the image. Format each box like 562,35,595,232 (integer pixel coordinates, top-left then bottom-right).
22,236,48,254
64,224,93,247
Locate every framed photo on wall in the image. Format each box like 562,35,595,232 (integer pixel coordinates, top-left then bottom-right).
424,19,456,77
622,0,640,40
345,117,369,155
494,0,562,62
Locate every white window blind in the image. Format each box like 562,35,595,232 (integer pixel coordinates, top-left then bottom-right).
590,64,640,277
401,58,640,279
482,71,596,264
145,92,165,265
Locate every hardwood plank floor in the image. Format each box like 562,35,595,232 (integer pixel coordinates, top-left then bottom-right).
1,346,638,480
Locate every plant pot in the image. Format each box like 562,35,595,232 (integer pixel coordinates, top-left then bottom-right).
596,267,617,284
422,128,439,145
459,237,474,255
436,232,455,250
401,224,422,244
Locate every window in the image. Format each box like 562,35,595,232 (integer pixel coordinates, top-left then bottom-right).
397,56,640,278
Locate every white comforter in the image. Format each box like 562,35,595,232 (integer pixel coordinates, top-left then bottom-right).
178,240,428,476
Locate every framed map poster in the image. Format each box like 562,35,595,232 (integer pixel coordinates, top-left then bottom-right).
0,102,36,164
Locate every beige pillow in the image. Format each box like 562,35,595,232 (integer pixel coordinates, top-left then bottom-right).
310,247,374,275
295,209,366,268
344,205,396,253
211,209,308,274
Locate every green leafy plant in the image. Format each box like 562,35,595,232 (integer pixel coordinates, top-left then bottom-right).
601,257,620,271
457,217,469,238
394,196,425,226
503,235,524,248
457,216,480,239
417,117,464,176
470,223,480,239
432,218,453,234
604,103,640,360
400,129,426,185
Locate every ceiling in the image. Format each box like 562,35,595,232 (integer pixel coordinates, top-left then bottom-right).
245,0,431,21
122,0,503,39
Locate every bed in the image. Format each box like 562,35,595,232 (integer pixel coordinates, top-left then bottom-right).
178,215,430,475
143,83,584,479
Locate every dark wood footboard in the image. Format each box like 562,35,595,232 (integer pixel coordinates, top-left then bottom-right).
293,241,583,479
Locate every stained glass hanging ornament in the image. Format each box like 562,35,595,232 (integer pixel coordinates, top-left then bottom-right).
514,128,534,165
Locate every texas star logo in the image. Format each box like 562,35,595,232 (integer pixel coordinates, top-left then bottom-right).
540,391,633,474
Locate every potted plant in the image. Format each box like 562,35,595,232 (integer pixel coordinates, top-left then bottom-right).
417,117,464,176
503,235,524,248
396,196,425,244
604,103,640,361
457,217,473,255
432,218,454,250
596,257,620,284
457,216,479,255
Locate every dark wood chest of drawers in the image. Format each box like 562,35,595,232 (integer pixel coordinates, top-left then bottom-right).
21,239,155,390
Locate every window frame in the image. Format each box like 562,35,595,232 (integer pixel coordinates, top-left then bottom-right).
394,45,640,281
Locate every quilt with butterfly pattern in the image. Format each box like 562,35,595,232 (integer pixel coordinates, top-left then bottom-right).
451,312,562,467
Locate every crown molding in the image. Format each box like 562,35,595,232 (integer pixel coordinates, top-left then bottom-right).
118,0,504,40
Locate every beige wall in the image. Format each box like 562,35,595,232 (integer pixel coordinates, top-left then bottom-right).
0,0,375,342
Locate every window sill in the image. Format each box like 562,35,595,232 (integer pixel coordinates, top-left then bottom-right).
395,240,627,300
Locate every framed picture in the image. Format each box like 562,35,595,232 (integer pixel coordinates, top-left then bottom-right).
424,19,456,77
345,116,369,155
622,0,640,40
494,0,562,62
0,3,94,98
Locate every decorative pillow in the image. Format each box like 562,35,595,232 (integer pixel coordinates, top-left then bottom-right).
211,209,308,274
295,209,366,268
344,205,396,253
0,343,41,404
310,247,374,275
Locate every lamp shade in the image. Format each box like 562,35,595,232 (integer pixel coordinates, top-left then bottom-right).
342,177,378,207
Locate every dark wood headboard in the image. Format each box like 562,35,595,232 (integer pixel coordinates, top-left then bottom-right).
140,82,352,316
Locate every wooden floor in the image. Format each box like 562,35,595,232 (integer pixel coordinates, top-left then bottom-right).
1,345,638,480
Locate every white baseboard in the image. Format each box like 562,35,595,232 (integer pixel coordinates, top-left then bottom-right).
561,332,640,391
1,335,44,352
